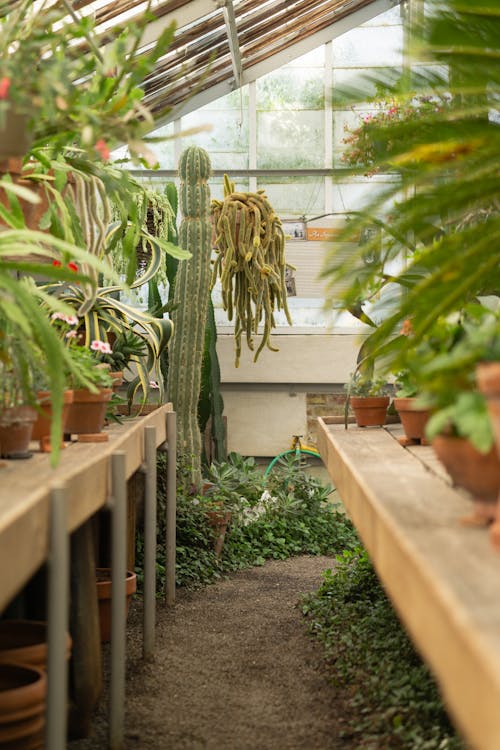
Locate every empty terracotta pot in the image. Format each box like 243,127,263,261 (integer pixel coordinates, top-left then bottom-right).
0,620,71,670
0,662,46,749
96,569,137,643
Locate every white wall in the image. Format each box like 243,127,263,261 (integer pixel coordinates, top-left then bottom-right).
217,330,364,456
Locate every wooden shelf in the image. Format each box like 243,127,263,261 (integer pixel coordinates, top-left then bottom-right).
317,417,500,750
0,405,171,613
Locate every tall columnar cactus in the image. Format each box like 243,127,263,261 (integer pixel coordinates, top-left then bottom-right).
166,146,213,489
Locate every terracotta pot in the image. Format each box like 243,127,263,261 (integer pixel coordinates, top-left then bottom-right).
476,362,500,547
0,158,48,233
350,396,390,427
0,406,37,459
64,388,112,436
476,362,500,447
432,434,500,525
96,569,137,643
0,620,71,670
31,390,74,450
393,397,430,444
109,371,124,392
0,663,46,749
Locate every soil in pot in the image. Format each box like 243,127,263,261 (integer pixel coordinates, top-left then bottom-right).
432,434,500,526
0,662,46,749
96,569,137,643
350,396,390,427
393,397,431,445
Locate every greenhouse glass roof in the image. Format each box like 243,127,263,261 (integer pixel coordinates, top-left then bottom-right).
70,0,399,123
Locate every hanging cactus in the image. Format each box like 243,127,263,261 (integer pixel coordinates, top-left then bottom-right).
166,146,213,489
211,174,293,367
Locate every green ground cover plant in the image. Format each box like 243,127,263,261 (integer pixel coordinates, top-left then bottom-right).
139,452,358,589
301,548,466,750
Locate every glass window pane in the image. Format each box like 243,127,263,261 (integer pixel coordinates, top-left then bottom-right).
257,110,324,168
333,25,403,68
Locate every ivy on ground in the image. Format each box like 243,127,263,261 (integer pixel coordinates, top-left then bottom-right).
301,548,466,750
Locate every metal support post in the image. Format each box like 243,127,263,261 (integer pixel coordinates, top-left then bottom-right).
143,425,157,659
165,410,177,606
46,484,69,750
109,452,127,750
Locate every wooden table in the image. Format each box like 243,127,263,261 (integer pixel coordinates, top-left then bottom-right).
0,404,176,750
317,417,500,750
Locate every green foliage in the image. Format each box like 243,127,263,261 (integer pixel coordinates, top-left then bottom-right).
346,372,390,397
142,453,358,590
302,549,465,750
322,1,500,373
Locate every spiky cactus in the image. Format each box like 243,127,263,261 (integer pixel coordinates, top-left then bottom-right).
166,146,213,489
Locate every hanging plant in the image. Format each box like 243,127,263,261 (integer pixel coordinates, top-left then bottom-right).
211,174,292,367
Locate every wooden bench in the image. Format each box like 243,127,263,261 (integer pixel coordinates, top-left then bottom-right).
317,417,500,750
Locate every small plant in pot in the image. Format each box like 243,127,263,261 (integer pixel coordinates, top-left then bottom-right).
0,338,37,459
346,371,391,428
418,307,500,528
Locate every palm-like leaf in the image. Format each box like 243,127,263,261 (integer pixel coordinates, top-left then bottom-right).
322,0,500,373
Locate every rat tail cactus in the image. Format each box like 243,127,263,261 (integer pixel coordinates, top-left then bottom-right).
166,146,213,489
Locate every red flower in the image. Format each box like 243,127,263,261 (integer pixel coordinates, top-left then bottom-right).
52,259,62,268
67,261,78,272
95,139,110,160
0,77,10,100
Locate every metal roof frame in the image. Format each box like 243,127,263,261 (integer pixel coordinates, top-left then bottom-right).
72,0,400,125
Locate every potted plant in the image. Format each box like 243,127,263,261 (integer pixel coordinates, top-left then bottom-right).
320,1,499,400
346,372,391,428
0,334,37,459
0,0,177,162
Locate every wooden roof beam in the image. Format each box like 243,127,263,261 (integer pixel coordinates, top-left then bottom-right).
220,0,242,87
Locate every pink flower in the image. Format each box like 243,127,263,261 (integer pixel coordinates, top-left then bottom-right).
65,330,77,339
91,340,112,354
149,380,160,390
95,139,110,161
0,77,10,100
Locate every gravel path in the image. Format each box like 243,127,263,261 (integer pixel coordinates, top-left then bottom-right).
69,555,351,750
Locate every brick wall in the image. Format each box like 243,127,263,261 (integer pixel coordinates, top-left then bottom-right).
306,392,348,446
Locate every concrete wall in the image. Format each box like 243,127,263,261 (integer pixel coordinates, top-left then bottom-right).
217,328,364,456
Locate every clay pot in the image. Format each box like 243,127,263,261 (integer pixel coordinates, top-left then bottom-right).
0,158,48,232
393,397,430,444
432,434,500,526
64,388,112,437
31,390,74,451
109,372,124,392
96,569,137,643
0,663,46,749
476,362,500,447
0,406,37,459
476,362,500,547
350,396,390,427
0,620,71,670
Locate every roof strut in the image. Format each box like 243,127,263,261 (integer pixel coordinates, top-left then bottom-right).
221,0,242,87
